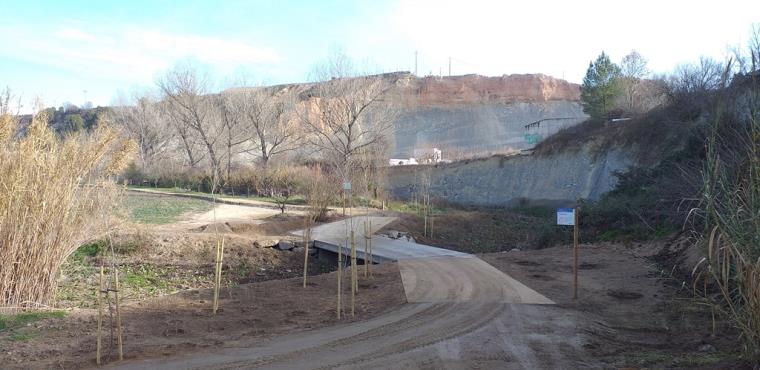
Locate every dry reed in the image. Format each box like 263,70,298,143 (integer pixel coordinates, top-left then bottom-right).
0,112,134,307
692,83,760,360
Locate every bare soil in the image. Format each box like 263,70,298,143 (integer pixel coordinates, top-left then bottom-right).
2,199,751,369
1,263,405,369
1,201,405,369
480,243,749,369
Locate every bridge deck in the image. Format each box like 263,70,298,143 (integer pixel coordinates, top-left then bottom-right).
293,216,468,263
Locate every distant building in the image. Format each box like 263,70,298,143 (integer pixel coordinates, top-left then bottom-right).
389,147,444,166
389,158,419,166
412,148,443,164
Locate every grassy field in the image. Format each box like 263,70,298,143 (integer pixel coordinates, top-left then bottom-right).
121,193,214,224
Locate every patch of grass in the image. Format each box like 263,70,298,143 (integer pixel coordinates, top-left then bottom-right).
122,265,170,293
509,205,555,219
7,332,36,342
672,352,736,367
616,350,739,368
619,350,672,366
128,186,307,205
596,229,623,242
394,206,569,253
71,240,105,261
0,311,66,332
122,193,214,224
386,200,446,215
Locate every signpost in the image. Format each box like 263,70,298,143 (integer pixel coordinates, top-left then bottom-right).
557,208,580,300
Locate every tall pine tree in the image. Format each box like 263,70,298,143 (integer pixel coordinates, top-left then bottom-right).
581,52,622,119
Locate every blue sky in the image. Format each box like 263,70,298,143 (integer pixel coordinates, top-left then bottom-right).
1,0,758,112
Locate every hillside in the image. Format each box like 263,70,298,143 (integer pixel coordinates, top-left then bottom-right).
228,72,587,158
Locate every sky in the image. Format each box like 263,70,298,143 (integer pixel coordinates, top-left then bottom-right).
1,0,758,113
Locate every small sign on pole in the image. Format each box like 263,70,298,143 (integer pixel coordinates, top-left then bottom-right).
556,208,575,226
342,181,352,191
557,207,580,300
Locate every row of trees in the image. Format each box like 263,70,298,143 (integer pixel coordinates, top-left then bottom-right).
580,50,666,119
581,36,760,121
113,53,398,197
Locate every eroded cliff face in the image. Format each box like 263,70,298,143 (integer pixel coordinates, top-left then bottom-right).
386,146,633,207
228,72,586,158
387,73,585,157
403,73,581,107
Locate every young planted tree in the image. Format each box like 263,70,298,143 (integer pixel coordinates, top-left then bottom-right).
581,52,622,119
301,51,399,317
270,166,301,213
301,165,335,288
0,112,134,307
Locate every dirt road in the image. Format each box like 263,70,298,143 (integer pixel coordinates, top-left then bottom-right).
112,252,593,369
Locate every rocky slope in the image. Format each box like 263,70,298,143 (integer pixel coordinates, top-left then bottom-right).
229,72,586,158
386,146,633,207
392,73,586,157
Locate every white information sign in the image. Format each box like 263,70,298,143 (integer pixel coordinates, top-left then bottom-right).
556,208,575,226
342,181,352,191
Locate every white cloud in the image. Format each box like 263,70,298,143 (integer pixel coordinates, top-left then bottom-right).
1,23,282,85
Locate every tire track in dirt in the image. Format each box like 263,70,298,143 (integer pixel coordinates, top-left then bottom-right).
112,256,561,369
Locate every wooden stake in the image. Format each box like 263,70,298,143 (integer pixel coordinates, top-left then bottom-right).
573,207,579,300
337,237,342,320
363,221,368,278
430,213,434,238
368,220,373,277
96,266,103,365
424,213,428,237
114,269,123,361
303,217,310,288
351,230,357,317
213,238,225,314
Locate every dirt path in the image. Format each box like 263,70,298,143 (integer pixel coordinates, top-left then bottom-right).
111,254,586,369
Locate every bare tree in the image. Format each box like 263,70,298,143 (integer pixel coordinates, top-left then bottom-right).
157,62,225,187
670,57,724,93
0,87,22,116
216,91,250,185
165,105,205,169
241,87,301,168
0,87,11,116
300,52,399,182
111,92,173,170
750,23,760,72
619,50,650,113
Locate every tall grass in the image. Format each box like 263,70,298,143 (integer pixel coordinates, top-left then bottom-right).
0,113,134,308
693,79,760,360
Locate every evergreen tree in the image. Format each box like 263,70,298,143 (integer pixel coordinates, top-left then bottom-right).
581,52,622,119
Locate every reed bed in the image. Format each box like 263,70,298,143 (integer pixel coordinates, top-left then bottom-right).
693,86,760,360
0,112,134,308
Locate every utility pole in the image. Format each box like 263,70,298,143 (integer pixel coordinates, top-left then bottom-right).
448,57,451,77
414,51,418,76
